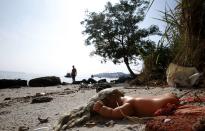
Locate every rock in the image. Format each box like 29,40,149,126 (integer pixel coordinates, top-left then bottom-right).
31,96,53,104
81,79,88,84
115,76,132,84
87,78,97,84
97,79,107,83
166,63,200,87
79,78,97,84
4,97,11,101
64,73,71,78
0,79,27,89
28,76,61,87
72,81,82,84
61,82,69,85
95,83,112,93
80,83,90,88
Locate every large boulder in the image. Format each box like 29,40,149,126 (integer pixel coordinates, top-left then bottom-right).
0,79,27,89
166,63,200,87
29,76,61,87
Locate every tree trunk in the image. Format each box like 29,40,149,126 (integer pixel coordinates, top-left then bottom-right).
124,57,136,78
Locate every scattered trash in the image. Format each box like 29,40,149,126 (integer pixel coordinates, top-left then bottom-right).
126,125,144,131
18,126,29,131
35,92,46,97
31,96,53,104
164,118,171,123
38,116,49,124
33,126,50,131
105,120,116,127
85,121,97,128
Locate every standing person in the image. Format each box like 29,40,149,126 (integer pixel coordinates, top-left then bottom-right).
71,65,77,83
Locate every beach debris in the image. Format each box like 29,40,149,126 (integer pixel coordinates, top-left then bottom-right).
164,118,171,123
57,85,62,88
4,97,11,100
95,83,112,93
31,96,53,104
33,126,50,131
85,121,97,128
64,88,71,91
79,83,96,90
0,102,10,108
79,83,90,89
126,125,144,131
18,126,29,131
35,92,46,97
0,110,11,115
38,116,49,124
105,120,116,127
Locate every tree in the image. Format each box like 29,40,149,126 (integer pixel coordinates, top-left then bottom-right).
81,0,160,77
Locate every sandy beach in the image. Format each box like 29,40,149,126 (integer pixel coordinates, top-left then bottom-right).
0,84,205,131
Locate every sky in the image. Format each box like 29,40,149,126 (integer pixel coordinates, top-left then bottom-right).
0,0,176,77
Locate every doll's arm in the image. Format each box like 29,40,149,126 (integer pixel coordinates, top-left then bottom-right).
93,101,134,119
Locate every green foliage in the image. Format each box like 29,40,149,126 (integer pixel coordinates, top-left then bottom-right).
159,0,205,70
81,0,160,77
142,41,172,80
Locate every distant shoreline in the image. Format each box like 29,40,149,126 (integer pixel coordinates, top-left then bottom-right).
0,71,126,82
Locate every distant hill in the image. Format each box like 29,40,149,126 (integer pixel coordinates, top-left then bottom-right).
93,72,129,78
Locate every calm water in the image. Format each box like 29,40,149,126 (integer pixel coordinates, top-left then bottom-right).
0,71,117,83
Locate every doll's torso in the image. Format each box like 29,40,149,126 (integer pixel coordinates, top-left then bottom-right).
121,93,179,116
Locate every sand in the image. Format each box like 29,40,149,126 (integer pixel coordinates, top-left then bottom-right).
0,84,205,131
